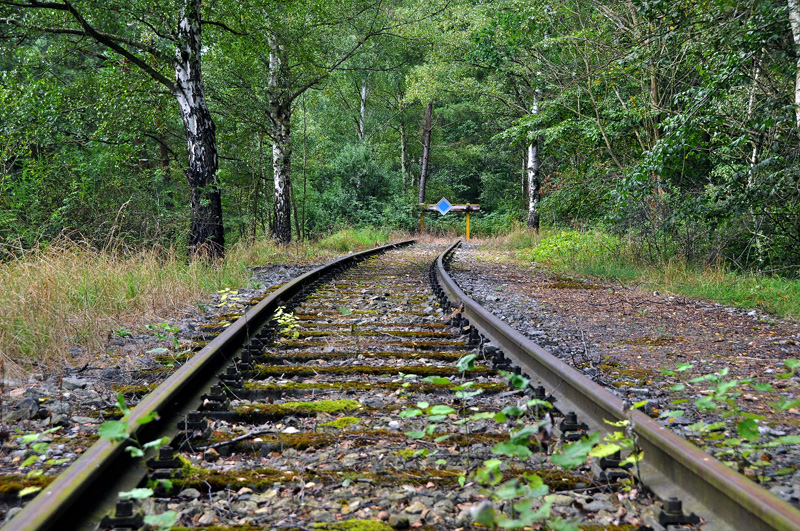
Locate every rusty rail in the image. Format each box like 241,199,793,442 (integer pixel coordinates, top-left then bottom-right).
434,240,800,531
5,239,415,531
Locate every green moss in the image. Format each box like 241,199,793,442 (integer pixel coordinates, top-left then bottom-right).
243,380,506,394
251,365,491,379
320,416,362,429
0,474,55,498
231,400,362,421
172,464,296,491
258,351,465,363
112,383,157,396
312,519,393,531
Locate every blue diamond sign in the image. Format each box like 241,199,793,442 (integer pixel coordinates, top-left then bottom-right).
434,197,452,215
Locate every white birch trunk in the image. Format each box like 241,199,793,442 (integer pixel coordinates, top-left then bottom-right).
268,35,293,244
526,100,541,231
358,82,367,141
173,0,224,258
418,102,433,204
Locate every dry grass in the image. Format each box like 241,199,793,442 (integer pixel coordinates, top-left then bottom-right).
0,229,403,377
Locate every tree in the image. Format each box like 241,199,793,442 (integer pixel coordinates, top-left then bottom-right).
0,0,228,259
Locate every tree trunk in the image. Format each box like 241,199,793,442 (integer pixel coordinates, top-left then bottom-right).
418,102,433,204
526,141,540,231
268,35,293,244
526,98,541,231
173,0,224,259
788,0,800,131
358,82,367,141
271,103,292,244
400,117,408,188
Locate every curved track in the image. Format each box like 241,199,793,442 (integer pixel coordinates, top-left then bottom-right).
4,241,800,530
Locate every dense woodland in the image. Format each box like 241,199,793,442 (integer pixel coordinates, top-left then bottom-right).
1,0,799,274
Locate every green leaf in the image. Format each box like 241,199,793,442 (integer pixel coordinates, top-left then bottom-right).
495,479,523,500
456,354,477,372
501,405,524,418
737,419,760,442
494,412,508,423
18,433,40,444
405,431,425,439
550,433,600,469
125,446,144,458
619,451,644,466
468,412,496,421
526,398,553,409
20,455,37,467
135,411,159,425
676,362,693,372
434,435,450,443
785,358,800,369
659,410,685,419
632,400,649,410
769,435,800,446
455,389,483,399
98,420,129,442
752,383,774,392
429,405,456,415
507,372,530,389
416,401,430,410
146,348,169,355
471,502,496,526
398,408,422,418
143,437,170,450
116,392,130,416
422,376,450,385
589,443,621,458
695,396,716,410
144,511,179,531
770,397,800,410
18,486,41,498
669,384,686,391
458,474,466,487
119,487,153,499
342,478,351,487
492,440,533,459
337,306,352,315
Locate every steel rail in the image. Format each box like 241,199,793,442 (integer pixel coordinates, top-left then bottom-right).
5,239,415,531
435,241,800,531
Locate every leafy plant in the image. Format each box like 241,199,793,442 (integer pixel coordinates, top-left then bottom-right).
662,359,800,480
97,393,177,529
273,306,300,340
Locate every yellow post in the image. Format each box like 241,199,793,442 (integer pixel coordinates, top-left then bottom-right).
465,203,470,240
420,204,425,233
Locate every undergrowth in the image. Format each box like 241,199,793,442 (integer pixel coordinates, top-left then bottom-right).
0,228,395,375
503,228,800,320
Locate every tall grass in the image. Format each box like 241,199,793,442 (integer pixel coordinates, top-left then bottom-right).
501,228,800,320
0,228,395,376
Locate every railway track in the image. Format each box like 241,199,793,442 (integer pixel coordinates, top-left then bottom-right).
5,241,800,530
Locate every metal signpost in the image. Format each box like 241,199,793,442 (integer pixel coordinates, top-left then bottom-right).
419,198,481,239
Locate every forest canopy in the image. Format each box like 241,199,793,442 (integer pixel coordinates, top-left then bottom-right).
1,0,799,274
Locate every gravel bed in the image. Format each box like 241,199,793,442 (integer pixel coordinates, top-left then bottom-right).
449,242,800,508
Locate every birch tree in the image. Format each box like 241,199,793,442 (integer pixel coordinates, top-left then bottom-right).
0,0,231,259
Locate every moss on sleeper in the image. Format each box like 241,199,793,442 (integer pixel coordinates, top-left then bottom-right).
312,520,393,531
320,416,362,429
232,399,362,421
250,364,492,379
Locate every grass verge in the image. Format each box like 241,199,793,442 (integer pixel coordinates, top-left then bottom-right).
0,228,395,375
500,228,800,321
